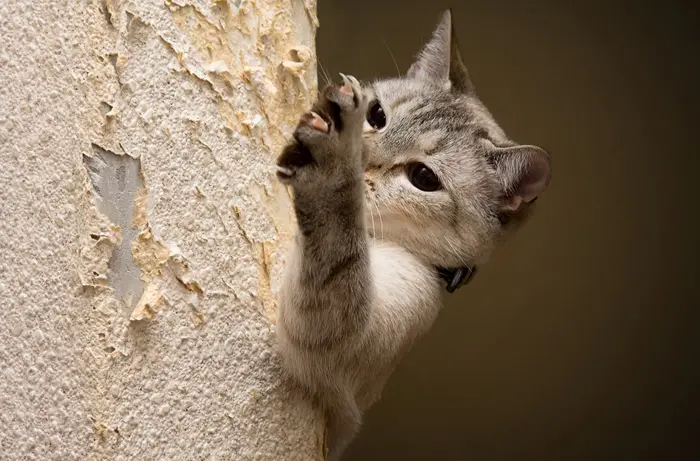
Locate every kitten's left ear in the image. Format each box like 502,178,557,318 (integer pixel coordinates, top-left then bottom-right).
490,145,552,213
407,9,474,94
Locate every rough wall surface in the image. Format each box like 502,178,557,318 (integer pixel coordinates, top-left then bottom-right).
0,1,322,459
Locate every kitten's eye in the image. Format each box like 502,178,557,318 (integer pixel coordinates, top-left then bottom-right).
366,100,386,130
406,163,441,192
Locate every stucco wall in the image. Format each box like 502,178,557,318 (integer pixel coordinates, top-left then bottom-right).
0,1,322,459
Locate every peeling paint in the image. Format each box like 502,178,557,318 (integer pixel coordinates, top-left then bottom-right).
303,0,319,28
130,281,165,321
131,229,170,281
83,146,145,307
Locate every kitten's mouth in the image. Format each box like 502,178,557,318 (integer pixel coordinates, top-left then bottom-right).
363,183,376,205
363,190,373,209
363,172,375,203
363,173,376,192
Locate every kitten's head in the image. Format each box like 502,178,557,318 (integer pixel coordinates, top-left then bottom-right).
362,10,551,268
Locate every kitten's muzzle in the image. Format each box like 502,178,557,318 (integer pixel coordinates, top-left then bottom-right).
364,174,376,192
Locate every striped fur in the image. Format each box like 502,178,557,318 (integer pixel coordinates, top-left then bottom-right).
275,10,551,460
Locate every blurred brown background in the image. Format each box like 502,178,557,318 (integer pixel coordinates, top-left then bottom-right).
316,1,699,460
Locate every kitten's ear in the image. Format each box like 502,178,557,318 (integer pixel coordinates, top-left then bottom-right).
406,9,474,93
490,145,552,213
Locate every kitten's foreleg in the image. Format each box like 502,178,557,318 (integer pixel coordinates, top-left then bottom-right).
276,77,370,459
276,77,370,347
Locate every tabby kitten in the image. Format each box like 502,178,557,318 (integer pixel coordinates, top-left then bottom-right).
275,10,551,460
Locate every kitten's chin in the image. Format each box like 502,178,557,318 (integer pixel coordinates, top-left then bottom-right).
362,210,424,255
363,210,483,267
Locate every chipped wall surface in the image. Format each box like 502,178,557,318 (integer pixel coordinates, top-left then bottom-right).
0,0,322,459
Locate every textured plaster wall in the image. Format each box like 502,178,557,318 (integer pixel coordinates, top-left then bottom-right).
0,1,322,459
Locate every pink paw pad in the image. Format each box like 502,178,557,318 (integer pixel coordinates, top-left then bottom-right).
302,111,329,132
339,83,353,95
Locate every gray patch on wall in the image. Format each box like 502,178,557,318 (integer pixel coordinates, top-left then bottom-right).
84,145,145,308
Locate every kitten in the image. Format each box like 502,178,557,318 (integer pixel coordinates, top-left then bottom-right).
275,10,551,460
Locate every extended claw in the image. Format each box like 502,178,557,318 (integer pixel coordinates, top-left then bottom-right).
338,73,363,103
346,74,361,89
339,73,354,95
276,165,294,182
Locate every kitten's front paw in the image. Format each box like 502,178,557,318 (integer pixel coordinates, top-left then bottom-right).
276,74,366,184
327,73,365,120
276,111,329,183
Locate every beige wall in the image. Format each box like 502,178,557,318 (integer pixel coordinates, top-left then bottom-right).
316,1,698,460
0,1,323,459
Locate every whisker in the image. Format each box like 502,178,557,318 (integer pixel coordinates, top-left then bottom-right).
445,237,468,267
382,39,401,77
368,200,376,246
373,202,384,241
318,60,332,86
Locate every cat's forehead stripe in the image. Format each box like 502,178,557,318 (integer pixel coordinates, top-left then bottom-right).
387,93,415,110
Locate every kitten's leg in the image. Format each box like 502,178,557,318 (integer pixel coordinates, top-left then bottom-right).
276,76,370,349
325,403,362,461
276,76,369,460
